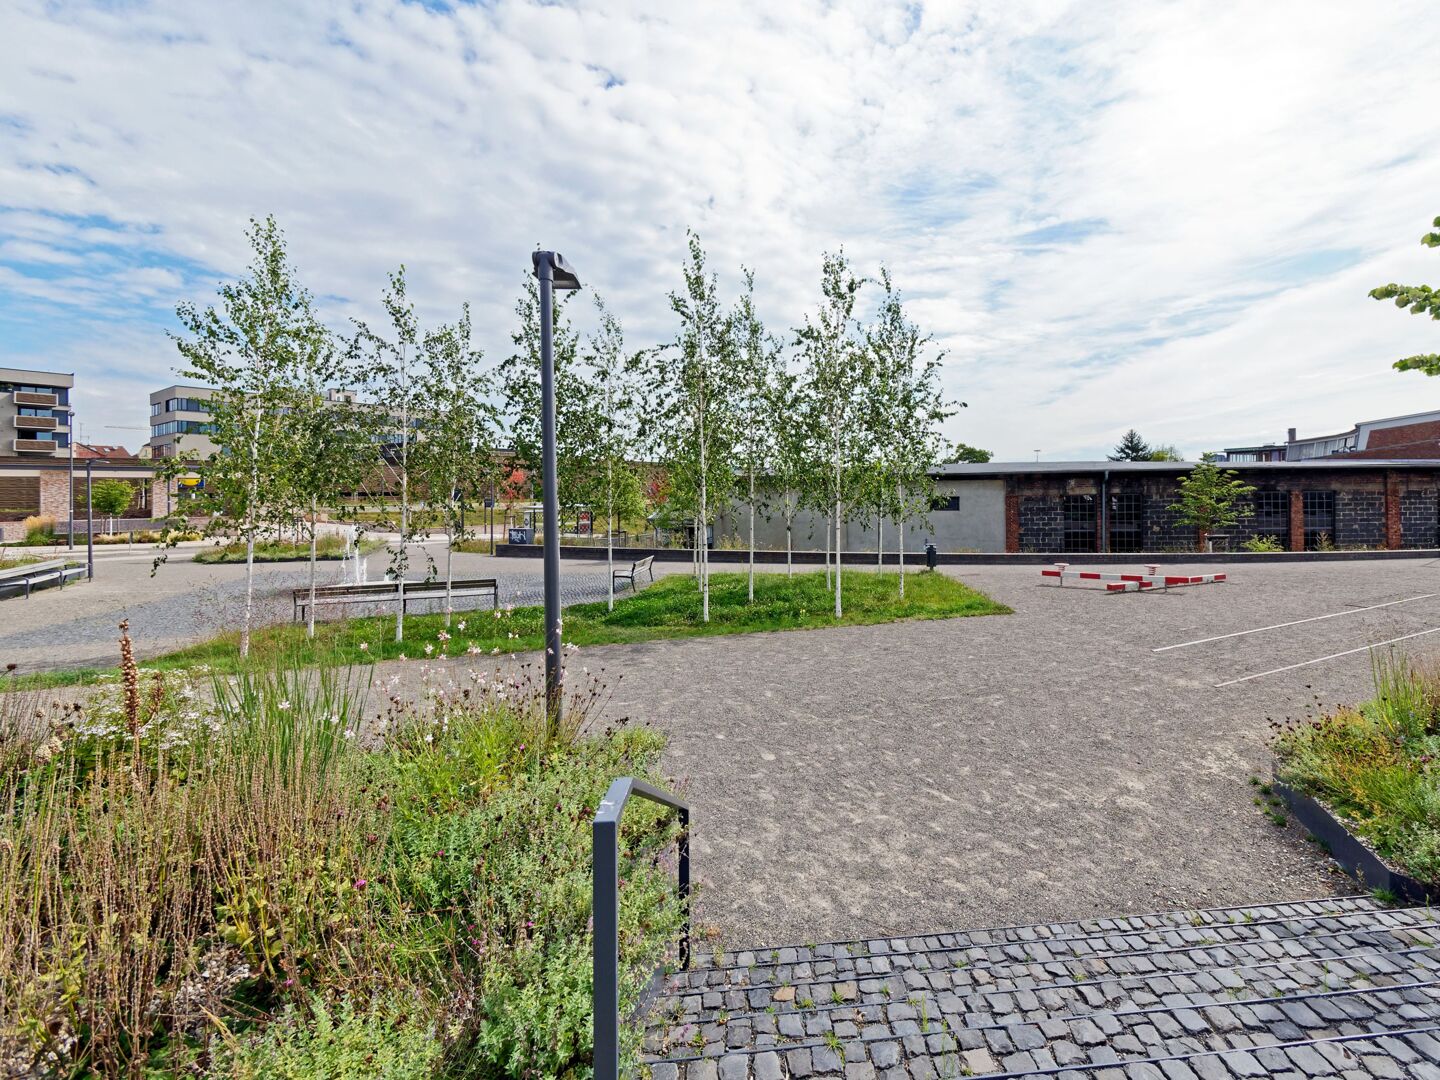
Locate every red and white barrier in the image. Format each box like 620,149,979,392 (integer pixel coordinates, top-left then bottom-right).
1041,563,1226,593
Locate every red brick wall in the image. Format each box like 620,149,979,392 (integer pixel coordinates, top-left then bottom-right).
1289,491,1305,552
1385,471,1402,549
1004,492,1020,553
1349,420,1440,459
37,470,69,518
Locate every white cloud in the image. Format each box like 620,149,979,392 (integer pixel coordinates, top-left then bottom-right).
0,0,1439,458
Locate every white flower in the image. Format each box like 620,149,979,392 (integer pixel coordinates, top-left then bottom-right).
457,620,466,631
278,700,291,711
359,642,369,652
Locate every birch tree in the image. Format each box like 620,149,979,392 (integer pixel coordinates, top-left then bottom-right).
412,304,499,625
161,215,325,657
761,356,814,576
797,251,869,618
353,267,428,643
580,295,645,610
866,267,955,597
732,269,782,601
636,232,737,622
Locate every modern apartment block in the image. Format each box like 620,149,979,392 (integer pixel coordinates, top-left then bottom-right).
148,384,217,458
0,366,72,458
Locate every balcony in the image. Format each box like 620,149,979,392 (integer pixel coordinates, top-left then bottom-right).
13,415,57,432
13,438,58,454
13,390,58,408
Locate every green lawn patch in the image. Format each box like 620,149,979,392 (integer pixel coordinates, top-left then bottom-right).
1274,655,1440,888
147,569,1007,673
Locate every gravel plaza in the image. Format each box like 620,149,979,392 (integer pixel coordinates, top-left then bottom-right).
8,549,1440,946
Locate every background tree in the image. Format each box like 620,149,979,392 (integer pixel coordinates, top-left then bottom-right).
1108,429,1152,461
284,369,368,640
1369,215,1440,375
1146,444,1184,462
797,250,869,618
159,215,327,657
500,277,594,528
1167,462,1255,551
579,295,646,610
412,304,499,626
90,479,135,533
760,354,813,576
353,267,427,644
945,442,992,463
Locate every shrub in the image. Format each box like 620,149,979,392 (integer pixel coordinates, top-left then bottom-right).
208,995,443,1080
1240,534,1283,553
22,514,54,542
0,638,683,1078
1274,653,1440,886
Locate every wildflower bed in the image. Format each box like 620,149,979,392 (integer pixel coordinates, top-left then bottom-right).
0,634,684,1078
1273,655,1440,891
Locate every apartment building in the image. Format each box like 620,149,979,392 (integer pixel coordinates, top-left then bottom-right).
0,367,72,458
148,384,217,458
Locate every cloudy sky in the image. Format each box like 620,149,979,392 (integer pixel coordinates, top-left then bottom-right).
3,0,1440,460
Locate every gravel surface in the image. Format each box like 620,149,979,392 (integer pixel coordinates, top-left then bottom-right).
16,551,1440,948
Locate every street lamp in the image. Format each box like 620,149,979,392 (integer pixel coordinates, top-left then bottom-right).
531,250,581,726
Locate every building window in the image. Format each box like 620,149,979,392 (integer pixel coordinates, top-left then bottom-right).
930,494,961,511
1303,490,1336,550
1252,491,1290,548
1062,494,1096,553
151,420,215,437
163,397,211,413
1108,492,1144,552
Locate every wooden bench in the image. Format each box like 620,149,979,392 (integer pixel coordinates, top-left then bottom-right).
612,555,655,593
0,559,86,599
292,577,499,622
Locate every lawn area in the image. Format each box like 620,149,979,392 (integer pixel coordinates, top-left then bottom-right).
153,568,1007,672
1274,654,1440,889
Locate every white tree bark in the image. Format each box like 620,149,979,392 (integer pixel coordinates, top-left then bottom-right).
747,466,755,602
897,478,906,599
306,495,318,639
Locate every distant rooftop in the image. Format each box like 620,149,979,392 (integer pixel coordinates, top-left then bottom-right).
932,459,1440,477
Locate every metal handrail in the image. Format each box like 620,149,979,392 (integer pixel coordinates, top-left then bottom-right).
592,776,690,1080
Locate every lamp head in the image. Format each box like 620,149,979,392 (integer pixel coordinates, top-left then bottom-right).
532,250,581,291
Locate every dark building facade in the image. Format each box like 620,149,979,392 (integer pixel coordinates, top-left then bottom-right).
934,461,1440,554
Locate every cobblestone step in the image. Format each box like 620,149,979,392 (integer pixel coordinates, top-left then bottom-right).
663,906,1440,1014
684,897,1386,978
648,1024,1440,1079
641,901,1440,1079
645,944,1440,1057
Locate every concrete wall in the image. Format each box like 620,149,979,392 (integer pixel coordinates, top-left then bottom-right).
711,479,1006,553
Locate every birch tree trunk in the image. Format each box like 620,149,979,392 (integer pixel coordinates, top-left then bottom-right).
240,405,262,658
785,493,793,577
607,460,615,612
747,466,755,602
444,513,454,629
834,455,843,618
395,361,409,643
897,479,906,599
307,496,318,639
878,517,884,568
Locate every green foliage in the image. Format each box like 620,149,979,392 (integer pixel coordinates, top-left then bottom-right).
945,443,992,463
1240,534,1283,553
209,996,442,1079
1369,215,1440,375
89,479,136,519
194,535,374,563
1167,462,1255,547
1145,444,1184,462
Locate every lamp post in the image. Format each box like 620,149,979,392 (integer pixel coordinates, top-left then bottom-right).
85,457,93,580
65,405,75,550
531,250,581,728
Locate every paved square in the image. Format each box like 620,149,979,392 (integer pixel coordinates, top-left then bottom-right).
600,558,1440,946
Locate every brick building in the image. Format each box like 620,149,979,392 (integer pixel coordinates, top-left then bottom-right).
0,459,168,540
931,460,1440,553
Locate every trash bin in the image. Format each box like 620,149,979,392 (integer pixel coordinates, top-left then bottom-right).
925,543,938,570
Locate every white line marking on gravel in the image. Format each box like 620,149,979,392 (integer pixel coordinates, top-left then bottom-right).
1155,593,1440,652
1214,626,1440,687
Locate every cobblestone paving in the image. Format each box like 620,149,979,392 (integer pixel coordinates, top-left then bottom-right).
643,897,1440,1078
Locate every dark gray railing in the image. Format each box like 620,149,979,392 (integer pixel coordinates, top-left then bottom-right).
592,776,690,1080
